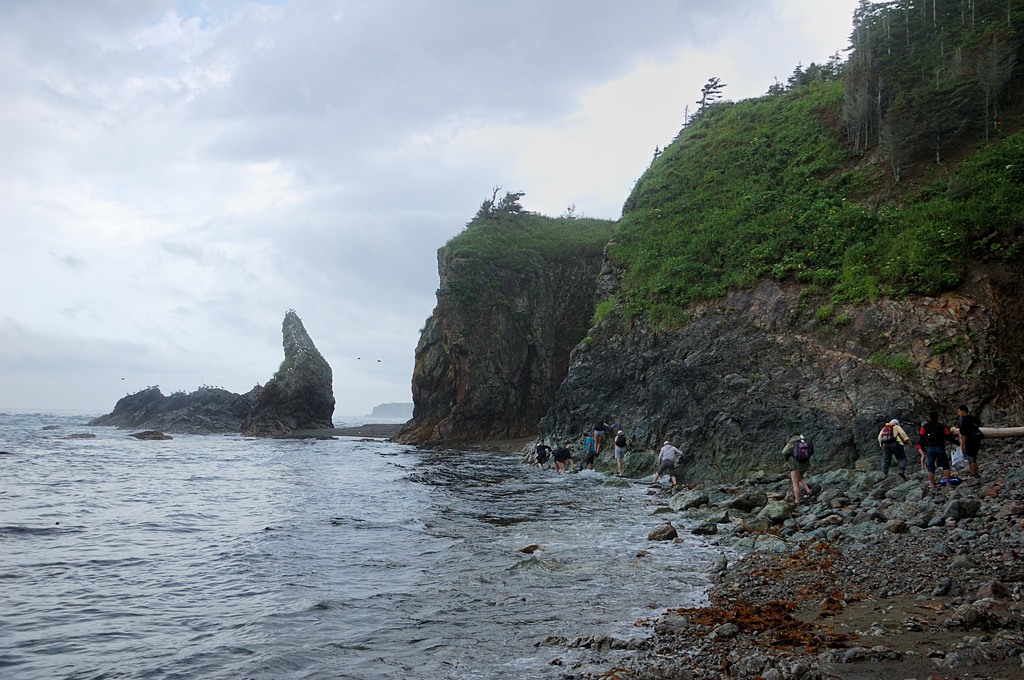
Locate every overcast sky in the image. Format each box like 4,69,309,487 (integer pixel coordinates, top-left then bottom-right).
0,0,858,419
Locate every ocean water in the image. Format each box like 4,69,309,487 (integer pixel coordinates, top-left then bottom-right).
0,411,717,679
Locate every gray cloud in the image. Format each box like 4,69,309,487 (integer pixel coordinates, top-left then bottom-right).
0,0,858,415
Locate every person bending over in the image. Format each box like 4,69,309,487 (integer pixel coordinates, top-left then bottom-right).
652,441,681,488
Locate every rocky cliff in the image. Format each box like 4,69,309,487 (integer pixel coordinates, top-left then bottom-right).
241,310,335,437
395,217,612,445
538,261,1024,480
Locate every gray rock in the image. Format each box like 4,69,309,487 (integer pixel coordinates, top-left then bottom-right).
713,622,739,638
730,489,768,513
654,612,690,634
707,554,728,574
670,490,710,511
706,510,731,524
758,500,796,523
648,522,678,541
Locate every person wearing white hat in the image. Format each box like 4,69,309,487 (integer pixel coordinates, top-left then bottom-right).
877,418,913,479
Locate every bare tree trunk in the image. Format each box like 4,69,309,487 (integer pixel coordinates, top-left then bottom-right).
980,427,1024,438
952,427,1024,438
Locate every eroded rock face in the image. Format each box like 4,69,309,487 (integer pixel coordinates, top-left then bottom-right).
395,244,604,445
241,311,335,437
539,263,1023,481
88,385,259,434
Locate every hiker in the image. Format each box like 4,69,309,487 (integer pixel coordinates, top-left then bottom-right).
877,418,913,480
534,443,551,469
651,441,682,488
551,445,573,473
918,411,956,492
593,418,610,454
781,433,813,504
582,433,598,470
956,404,984,478
613,430,628,477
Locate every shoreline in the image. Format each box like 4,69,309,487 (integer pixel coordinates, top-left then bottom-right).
555,440,1024,679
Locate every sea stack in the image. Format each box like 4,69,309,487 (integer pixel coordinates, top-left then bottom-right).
241,310,335,437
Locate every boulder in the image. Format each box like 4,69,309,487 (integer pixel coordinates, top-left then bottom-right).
648,522,678,541
730,489,768,513
670,490,710,511
758,500,796,523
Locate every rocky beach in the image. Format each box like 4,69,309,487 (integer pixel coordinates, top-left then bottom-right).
543,439,1024,679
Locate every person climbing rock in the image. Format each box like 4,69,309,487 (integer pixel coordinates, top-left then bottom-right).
652,441,681,488
593,418,610,454
781,433,813,504
551,444,573,473
534,442,551,469
582,433,598,470
878,418,912,480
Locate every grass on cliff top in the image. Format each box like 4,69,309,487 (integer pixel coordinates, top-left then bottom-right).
609,79,1024,327
445,212,614,271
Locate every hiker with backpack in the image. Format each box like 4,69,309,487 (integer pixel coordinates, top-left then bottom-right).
613,430,628,477
534,442,552,469
551,444,574,473
782,433,813,504
956,404,984,478
918,411,957,493
877,418,913,480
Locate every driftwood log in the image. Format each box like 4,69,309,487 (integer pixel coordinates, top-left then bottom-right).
949,427,1024,438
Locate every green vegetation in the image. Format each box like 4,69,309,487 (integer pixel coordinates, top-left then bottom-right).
606,0,1024,327
443,197,613,309
869,351,917,378
591,298,616,326
447,213,613,269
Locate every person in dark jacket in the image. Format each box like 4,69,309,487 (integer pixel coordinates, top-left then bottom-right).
956,404,984,478
593,418,610,454
551,445,573,473
534,443,551,469
918,411,957,492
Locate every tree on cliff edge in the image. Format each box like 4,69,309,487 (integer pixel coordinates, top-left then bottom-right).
474,186,526,221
